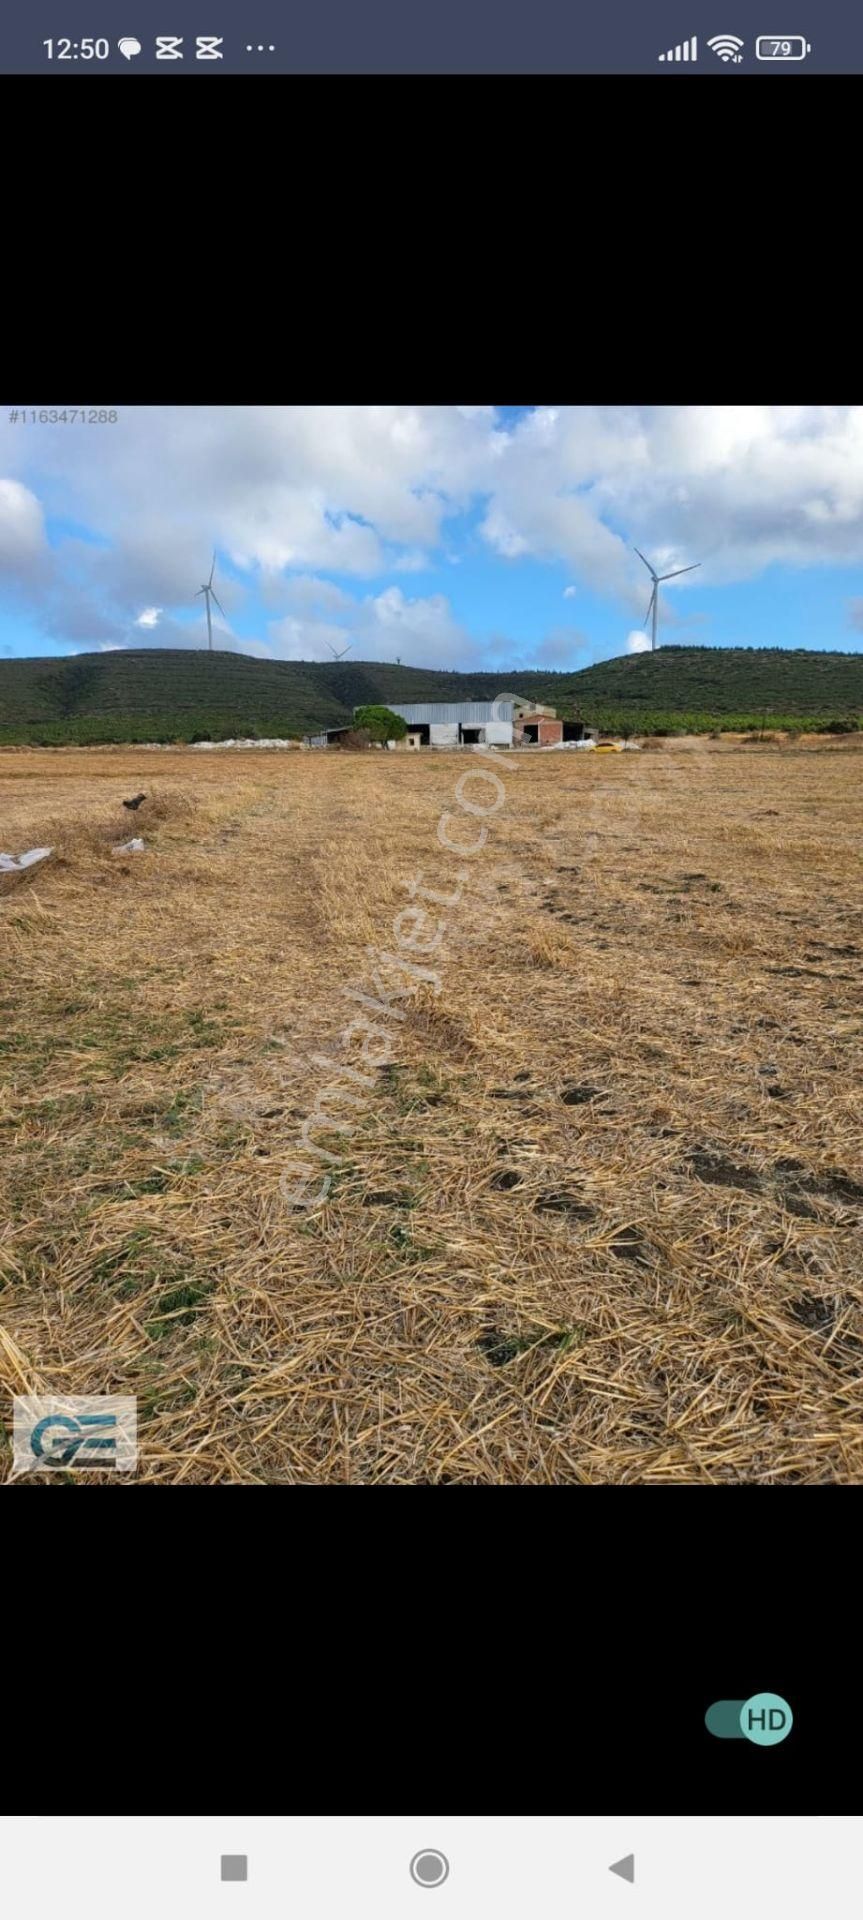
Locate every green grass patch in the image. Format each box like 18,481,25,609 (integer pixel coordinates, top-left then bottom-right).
161,1087,204,1133
145,1279,214,1336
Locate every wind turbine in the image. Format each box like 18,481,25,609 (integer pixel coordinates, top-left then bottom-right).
325,640,353,662
634,547,700,651
196,552,226,653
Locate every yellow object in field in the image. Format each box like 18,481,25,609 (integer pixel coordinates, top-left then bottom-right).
595,741,622,752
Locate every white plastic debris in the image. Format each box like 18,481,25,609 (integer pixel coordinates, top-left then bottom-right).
189,737,298,750
0,846,54,871
112,837,146,854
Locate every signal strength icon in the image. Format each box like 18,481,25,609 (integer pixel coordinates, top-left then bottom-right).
658,34,697,60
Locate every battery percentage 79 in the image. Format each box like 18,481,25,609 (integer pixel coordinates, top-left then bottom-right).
755,35,812,57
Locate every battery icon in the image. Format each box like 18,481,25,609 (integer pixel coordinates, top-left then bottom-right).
755,34,811,57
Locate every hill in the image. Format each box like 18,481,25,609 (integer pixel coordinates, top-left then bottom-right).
549,645,863,735
0,644,861,745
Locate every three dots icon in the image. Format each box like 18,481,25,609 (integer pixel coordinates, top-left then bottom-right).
246,43,276,51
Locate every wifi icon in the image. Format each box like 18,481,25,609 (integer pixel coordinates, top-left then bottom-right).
707,33,744,60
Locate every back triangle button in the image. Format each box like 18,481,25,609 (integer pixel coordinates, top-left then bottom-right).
609,1856,635,1884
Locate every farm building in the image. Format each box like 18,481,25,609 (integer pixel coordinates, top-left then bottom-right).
513,701,562,746
511,701,596,745
304,702,513,749
305,724,355,748
384,700,516,748
304,698,593,749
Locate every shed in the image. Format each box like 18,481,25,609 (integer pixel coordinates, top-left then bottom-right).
374,700,516,747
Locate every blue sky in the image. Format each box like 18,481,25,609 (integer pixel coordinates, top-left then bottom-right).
1,405,862,669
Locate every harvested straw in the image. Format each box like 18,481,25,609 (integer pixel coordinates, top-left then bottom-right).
1,739,861,1483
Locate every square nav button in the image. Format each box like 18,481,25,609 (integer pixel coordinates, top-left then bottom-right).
221,1858,248,1883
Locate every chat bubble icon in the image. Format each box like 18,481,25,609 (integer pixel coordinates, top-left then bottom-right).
118,36,142,57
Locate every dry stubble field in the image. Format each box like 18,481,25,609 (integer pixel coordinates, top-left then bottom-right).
1,738,861,1483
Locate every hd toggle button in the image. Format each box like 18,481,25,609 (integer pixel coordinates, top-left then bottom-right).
706,1693,793,1745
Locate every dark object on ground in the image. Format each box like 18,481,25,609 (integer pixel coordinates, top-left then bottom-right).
686,1147,763,1192
477,1328,521,1367
535,1192,597,1220
609,1224,652,1264
122,792,147,810
788,1293,837,1331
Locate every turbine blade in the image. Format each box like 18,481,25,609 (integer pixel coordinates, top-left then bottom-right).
195,587,205,597
633,546,657,578
209,551,216,587
211,592,227,621
658,562,701,580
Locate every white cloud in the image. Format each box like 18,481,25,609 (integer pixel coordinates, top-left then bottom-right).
0,407,497,654
135,607,162,629
474,405,863,598
504,626,591,670
7,407,863,599
267,583,478,667
365,586,473,664
627,631,652,653
269,574,354,616
0,479,48,577
4,407,863,659
480,505,531,558
563,585,577,599
268,616,354,661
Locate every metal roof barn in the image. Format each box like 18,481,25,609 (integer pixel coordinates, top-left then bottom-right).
368,700,514,725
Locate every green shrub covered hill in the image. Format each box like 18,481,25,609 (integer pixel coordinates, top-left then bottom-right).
0,644,860,745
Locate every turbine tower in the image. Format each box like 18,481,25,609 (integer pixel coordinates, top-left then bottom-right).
634,547,700,651
196,552,226,653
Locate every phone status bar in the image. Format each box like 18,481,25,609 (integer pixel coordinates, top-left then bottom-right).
3,4,858,72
